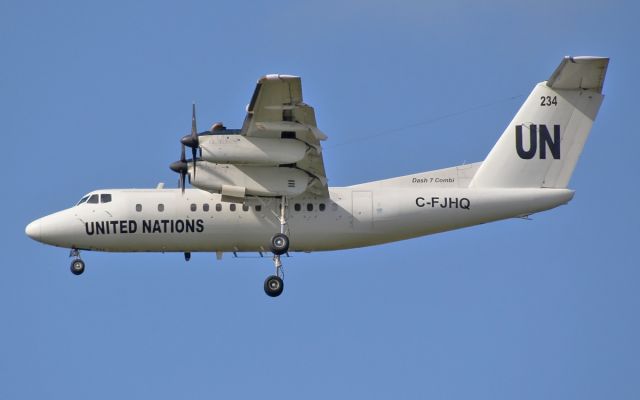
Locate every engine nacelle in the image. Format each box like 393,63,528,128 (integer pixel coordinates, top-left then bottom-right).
190,162,310,197
199,135,307,165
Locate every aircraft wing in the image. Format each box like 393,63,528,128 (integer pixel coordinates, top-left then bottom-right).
240,74,329,197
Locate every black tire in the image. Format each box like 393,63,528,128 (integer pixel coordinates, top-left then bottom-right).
270,233,289,256
70,259,85,276
264,275,284,297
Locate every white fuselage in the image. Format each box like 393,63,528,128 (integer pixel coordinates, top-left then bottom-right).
25,180,574,253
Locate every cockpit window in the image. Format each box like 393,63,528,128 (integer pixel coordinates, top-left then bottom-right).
87,194,99,204
76,196,89,205
100,194,112,203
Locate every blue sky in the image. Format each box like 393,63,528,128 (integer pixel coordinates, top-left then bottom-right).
2,1,638,398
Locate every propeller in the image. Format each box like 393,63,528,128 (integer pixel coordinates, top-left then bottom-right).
169,143,188,194
181,103,199,178
171,103,207,194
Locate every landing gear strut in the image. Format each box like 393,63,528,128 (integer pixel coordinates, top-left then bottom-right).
69,248,85,275
265,197,289,297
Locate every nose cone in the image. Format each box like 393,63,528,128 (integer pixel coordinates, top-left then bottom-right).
25,210,85,248
25,219,42,242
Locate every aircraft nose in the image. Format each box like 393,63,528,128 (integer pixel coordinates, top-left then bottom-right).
25,219,42,241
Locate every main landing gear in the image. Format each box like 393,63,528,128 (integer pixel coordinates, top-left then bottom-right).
264,197,290,297
69,248,85,275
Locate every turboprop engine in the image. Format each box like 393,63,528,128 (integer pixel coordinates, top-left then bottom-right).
170,104,314,197
189,162,310,198
199,135,307,165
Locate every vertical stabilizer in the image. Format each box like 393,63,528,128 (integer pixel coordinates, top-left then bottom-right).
470,56,608,189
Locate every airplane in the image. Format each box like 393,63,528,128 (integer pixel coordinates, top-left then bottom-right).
25,56,608,297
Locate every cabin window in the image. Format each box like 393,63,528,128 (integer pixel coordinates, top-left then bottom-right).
230,204,236,212
203,204,210,212
242,204,249,212
255,205,262,212
216,203,222,212
158,204,164,212
294,203,301,212
190,203,197,212
136,204,142,212
307,203,313,212
100,194,112,203
319,203,326,211
88,194,99,204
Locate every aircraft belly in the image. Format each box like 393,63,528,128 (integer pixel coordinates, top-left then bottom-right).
366,188,574,244
85,216,277,252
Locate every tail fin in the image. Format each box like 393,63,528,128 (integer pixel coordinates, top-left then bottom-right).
470,56,608,189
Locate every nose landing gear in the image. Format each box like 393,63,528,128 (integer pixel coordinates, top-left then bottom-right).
69,248,85,275
264,197,290,297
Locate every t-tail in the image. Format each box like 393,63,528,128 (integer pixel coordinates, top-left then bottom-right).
470,56,608,189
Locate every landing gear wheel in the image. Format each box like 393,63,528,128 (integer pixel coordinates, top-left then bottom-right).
270,233,289,256
264,275,284,297
70,259,85,275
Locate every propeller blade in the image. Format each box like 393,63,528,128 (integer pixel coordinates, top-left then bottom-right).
181,143,186,193
191,148,197,179
191,103,198,178
191,103,197,136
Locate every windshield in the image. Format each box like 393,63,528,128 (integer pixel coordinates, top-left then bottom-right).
76,193,113,205
76,195,90,206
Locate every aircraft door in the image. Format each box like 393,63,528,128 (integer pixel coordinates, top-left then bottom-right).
352,191,373,231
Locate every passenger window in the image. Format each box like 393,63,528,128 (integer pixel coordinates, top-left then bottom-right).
136,204,142,212
88,194,99,204
190,203,197,212
307,203,313,212
216,203,222,212
100,194,112,203
319,203,326,211
242,204,249,212
158,204,164,212
294,203,301,212
230,204,236,212
203,204,210,212
255,205,262,212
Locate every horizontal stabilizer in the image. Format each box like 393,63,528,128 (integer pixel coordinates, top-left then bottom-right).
546,56,609,93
